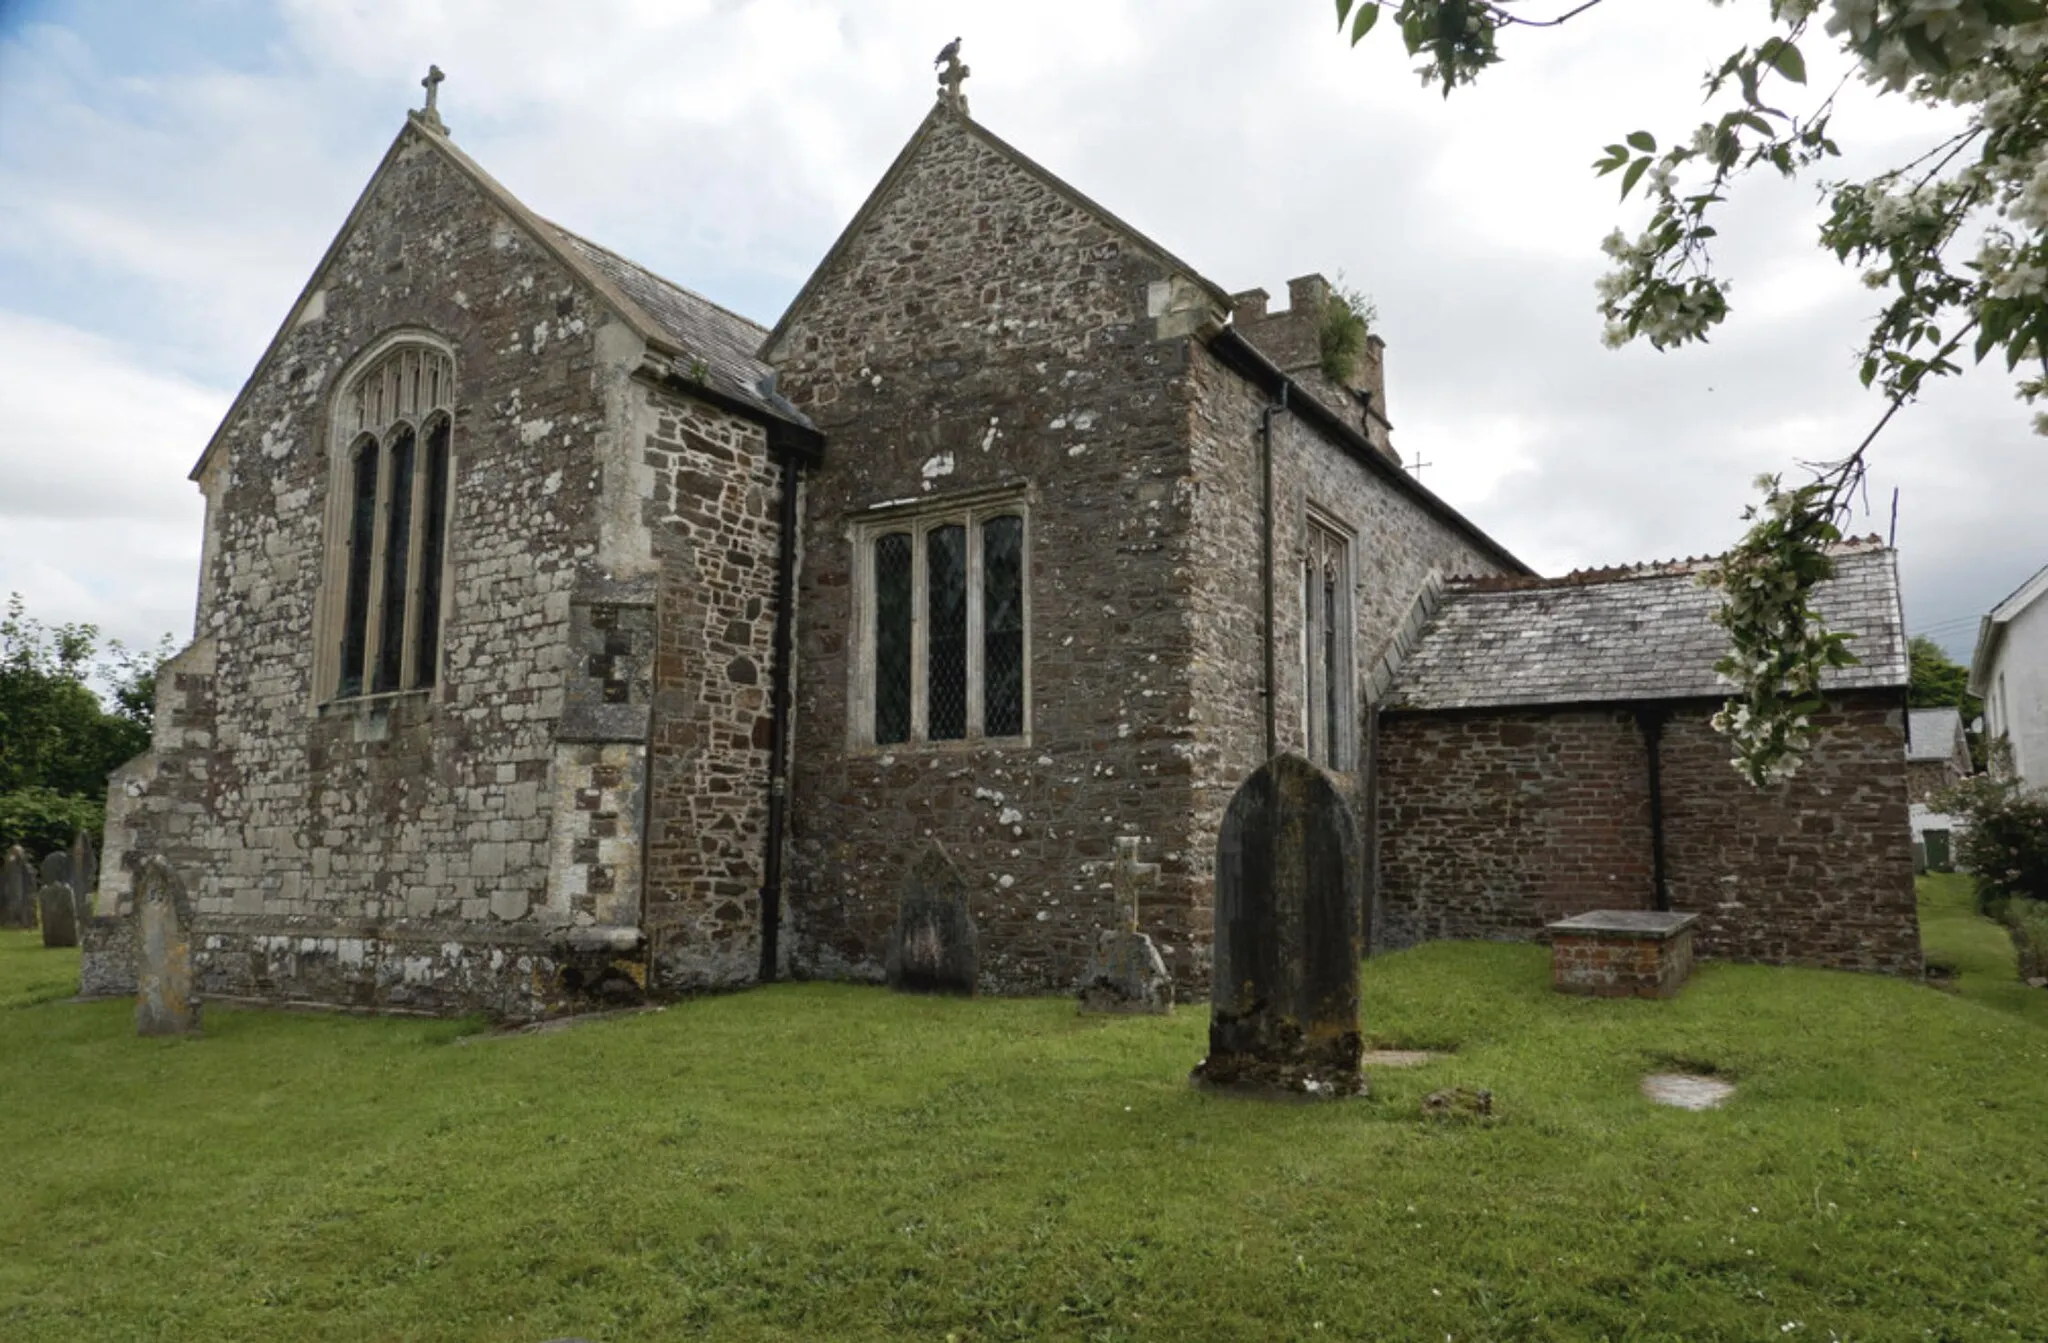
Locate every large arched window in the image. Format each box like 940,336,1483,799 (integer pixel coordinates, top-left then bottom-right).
321,338,455,701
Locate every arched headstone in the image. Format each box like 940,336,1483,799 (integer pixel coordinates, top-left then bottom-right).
1193,754,1365,1098
37,882,80,948
135,856,201,1036
886,841,979,995
69,831,98,912
0,846,35,929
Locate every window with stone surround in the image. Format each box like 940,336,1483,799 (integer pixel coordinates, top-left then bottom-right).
1302,511,1356,770
851,490,1029,746
317,336,456,702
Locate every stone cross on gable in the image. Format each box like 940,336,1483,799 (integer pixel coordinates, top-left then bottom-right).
416,64,448,134
1112,836,1159,933
937,52,971,115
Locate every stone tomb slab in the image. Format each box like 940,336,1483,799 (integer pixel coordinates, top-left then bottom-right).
1641,1073,1734,1110
1547,909,1699,999
1192,754,1365,1099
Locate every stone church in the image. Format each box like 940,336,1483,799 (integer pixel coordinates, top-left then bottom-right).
88,66,1921,1015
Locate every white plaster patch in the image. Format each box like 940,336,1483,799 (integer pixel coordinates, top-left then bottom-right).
519,418,554,446
920,453,956,488
997,807,1023,826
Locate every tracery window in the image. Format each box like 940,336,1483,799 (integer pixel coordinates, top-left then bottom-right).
1303,513,1356,770
321,339,456,701
854,493,1028,746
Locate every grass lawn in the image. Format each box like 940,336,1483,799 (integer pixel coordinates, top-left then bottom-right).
4,879,2048,1341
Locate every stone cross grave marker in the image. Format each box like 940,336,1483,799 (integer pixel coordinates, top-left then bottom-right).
0,845,35,929
135,855,201,1036
886,841,979,995
69,831,98,915
37,880,80,948
1192,753,1365,1098
1078,837,1173,1015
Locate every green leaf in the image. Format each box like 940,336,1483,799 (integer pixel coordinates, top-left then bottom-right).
1620,157,1650,200
1759,37,1806,84
1350,2,1379,44
1336,0,1354,25
1627,130,1656,153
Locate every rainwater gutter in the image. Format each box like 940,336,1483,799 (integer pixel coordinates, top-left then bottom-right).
758,443,802,982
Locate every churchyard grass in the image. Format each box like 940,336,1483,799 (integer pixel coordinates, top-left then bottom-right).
4,879,2046,1342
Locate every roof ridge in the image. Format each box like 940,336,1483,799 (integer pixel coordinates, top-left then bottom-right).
543,218,772,338
1448,536,1892,594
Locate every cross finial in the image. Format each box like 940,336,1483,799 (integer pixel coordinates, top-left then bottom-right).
1112,836,1160,934
935,40,970,116
1408,453,1433,482
415,64,448,134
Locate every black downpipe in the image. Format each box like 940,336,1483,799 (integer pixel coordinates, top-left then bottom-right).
1260,383,1290,760
1636,706,1671,912
758,449,801,981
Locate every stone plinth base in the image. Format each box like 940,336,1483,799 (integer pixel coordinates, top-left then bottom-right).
1077,929,1172,1015
1547,910,1698,998
79,915,138,999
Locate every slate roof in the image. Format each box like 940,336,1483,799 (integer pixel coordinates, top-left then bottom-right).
547,225,809,428
1386,540,1907,711
1906,707,1964,762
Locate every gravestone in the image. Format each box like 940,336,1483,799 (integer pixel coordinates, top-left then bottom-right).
135,856,201,1036
0,846,34,929
69,831,98,913
1077,837,1173,1014
1192,754,1365,1098
39,850,72,894
37,882,80,948
886,841,979,995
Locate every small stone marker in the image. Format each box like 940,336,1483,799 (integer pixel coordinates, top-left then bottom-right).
37,882,80,948
135,856,201,1036
1078,837,1173,1014
0,845,34,929
1193,754,1365,1098
69,831,98,912
886,841,979,995
1641,1073,1733,1111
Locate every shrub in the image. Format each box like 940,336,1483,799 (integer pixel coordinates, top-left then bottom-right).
0,787,102,859
1938,770,2048,917
2007,900,2048,982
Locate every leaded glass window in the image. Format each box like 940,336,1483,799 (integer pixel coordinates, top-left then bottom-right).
324,339,457,702
857,498,1029,745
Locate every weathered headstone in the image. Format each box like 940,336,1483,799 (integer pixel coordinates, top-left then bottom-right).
1078,837,1173,1014
1192,754,1365,1098
37,882,80,948
69,831,98,913
39,849,72,893
886,841,979,995
135,855,201,1036
0,845,35,929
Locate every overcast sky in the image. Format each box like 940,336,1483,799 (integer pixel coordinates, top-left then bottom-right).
1,0,2040,665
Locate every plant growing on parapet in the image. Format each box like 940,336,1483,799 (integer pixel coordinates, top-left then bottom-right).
1332,0,2048,785
685,357,711,384
1318,283,1378,385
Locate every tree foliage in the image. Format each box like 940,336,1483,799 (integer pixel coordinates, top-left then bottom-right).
0,593,169,853
1333,0,2048,782
1940,764,2048,913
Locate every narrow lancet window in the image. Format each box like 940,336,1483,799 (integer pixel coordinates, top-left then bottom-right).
927,524,969,740
874,532,913,744
373,426,416,693
414,417,451,687
983,515,1024,737
339,438,380,698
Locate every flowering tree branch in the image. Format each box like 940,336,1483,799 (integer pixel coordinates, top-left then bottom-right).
1335,0,2048,783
